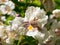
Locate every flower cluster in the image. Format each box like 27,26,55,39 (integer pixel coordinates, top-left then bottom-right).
0,0,16,16
0,6,48,45
0,5,60,45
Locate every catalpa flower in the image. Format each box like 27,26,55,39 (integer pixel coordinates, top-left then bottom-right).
52,9,60,18
0,5,7,14
26,28,39,38
0,5,15,15
18,27,27,35
4,1,15,10
24,7,48,43
26,25,49,45
11,17,24,30
24,6,48,27
0,1,15,15
24,6,49,43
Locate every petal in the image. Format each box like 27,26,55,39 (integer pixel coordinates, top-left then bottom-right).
4,1,15,9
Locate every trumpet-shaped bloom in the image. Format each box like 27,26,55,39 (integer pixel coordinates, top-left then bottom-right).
0,1,15,15
0,5,13,14
52,9,60,18
24,6,48,27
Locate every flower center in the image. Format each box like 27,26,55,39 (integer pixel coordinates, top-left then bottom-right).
27,25,33,30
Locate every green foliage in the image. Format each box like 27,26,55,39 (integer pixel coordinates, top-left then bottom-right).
4,15,14,25
14,35,38,45
18,36,38,45
54,0,60,9
14,40,18,45
57,17,60,21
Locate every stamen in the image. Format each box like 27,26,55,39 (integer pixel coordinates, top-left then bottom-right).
27,25,33,30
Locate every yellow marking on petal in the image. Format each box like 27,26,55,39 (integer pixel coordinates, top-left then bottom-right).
28,25,33,30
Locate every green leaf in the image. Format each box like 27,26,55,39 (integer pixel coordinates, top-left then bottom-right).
18,36,38,45
4,15,14,25
54,0,60,9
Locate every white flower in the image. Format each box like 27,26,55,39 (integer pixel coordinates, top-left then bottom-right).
36,32,45,39
52,9,60,17
37,16,48,27
18,27,27,35
24,6,36,21
12,17,23,30
0,26,5,37
26,28,39,38
52,9,60,14
0,1,15,15
0,5,12,14
24,6,48,27
6,25,11,32
25,6,46,21
26,28,45,39
12,17,23,25
4,1,15,10
12,24,19,30
0,5,7,14
0,0,8,4
1,16,6,21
